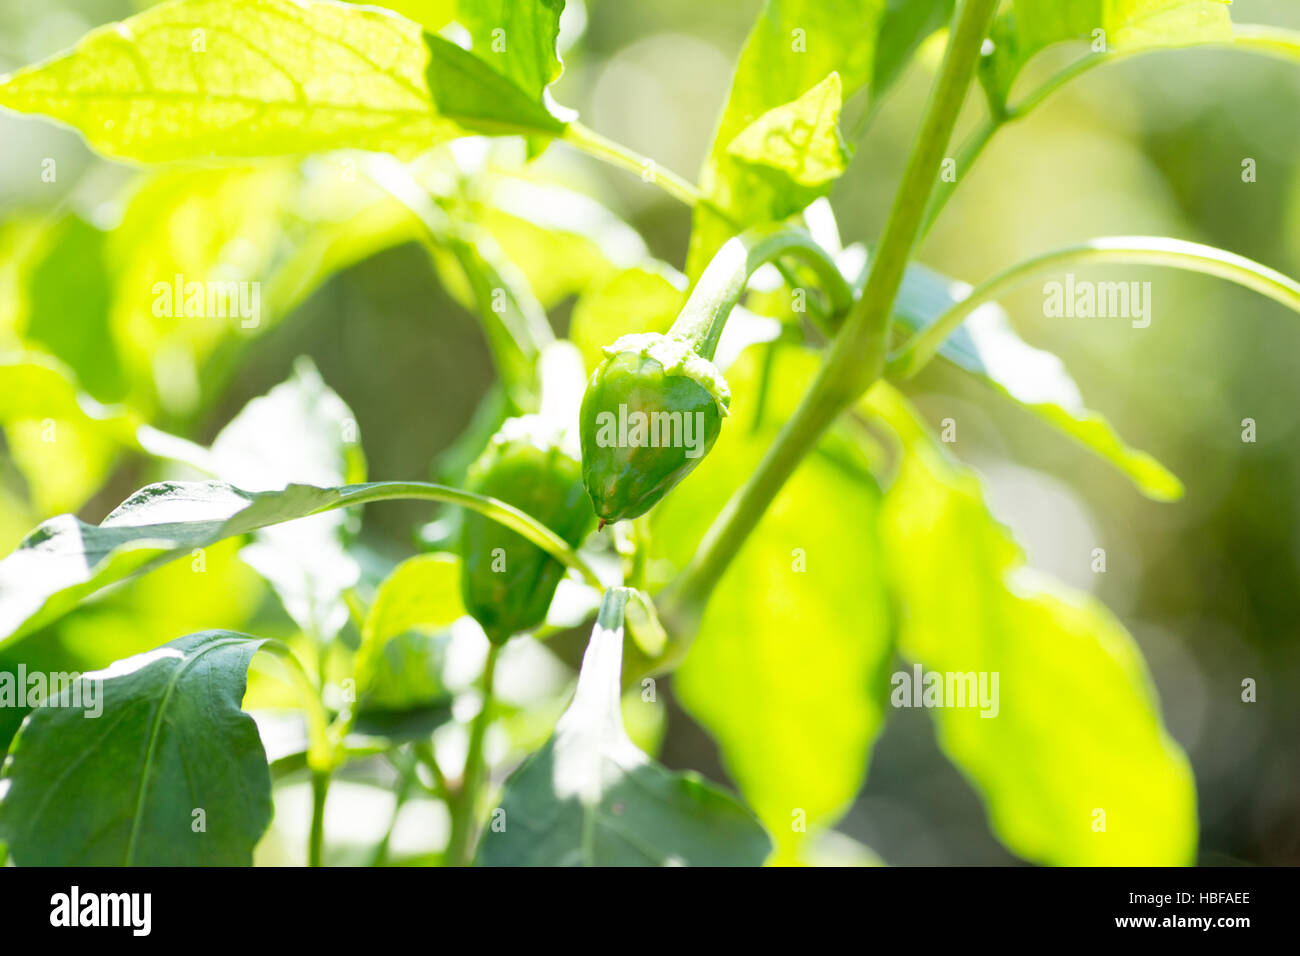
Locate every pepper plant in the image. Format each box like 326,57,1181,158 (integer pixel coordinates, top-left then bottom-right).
0,0,1297,867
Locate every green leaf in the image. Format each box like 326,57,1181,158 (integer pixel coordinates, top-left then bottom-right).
355,553,462,713
0,480,353,650
687,0,887,277
362,0,457,31
465,175,653,308
0,630,273,865
423,32,566,138
476,589,770,866
981,0,1233,106
726,72,851,212
0,476,590,652
652,346,893,859
0,353,137,516
211,358,365,641
455,0,565,101
865,384,1197,865
0,0,564,164
890,259,1183,500
0,0,464,162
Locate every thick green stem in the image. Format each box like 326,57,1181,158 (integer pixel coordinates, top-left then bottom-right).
661,0,1000,626
309,769,329,867
446,643,501,866
669,224,855,360
887,236,1300,379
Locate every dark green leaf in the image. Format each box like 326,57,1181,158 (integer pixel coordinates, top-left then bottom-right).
423,32,567,138
0,630,273,865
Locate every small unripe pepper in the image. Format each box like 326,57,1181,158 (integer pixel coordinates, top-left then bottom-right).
460,415,593,643
579,225,852,524
579,333,729,524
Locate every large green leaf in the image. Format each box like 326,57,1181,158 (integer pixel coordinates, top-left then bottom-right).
980,0,1233,106
687,0,887,277
865,383,1196,865
0,0,567,164
890,258,1183,500
0,630,273,865
652,345,894,860
477,588,771,866
211,358,365,641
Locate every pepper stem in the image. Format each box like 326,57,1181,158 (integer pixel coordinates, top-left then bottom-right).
669,223,854,361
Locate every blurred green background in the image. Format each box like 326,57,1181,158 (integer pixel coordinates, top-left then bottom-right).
1,0,1298,864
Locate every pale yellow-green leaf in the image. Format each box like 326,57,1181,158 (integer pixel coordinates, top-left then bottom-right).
727,72,849,194
0,0,460,162
865,382,1197,865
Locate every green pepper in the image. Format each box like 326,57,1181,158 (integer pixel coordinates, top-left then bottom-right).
460,416,593,644
580,333,729,524
578,226,854,524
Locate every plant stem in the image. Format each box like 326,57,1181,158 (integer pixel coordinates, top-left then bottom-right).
562,122,837,327
916,25,1299,241
887,236,1300,379
670,224,856,359
661,0,1001,627
562,122,702,208
315,481,604,589
309,769,329,867
261,641,335,771
445,642,501,867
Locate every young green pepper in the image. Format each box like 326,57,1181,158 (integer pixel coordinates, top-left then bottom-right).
579,333,728,524
460,415,593,644
580,225,853,524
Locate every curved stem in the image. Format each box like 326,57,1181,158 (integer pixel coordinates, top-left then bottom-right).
446,642,501,867
670,224,855,359
315,481,603,590
920,25,1300,240
562,122,838,328
562,122,702,208
661,0,1001,628
887,237,1300,379
260,640,334,771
